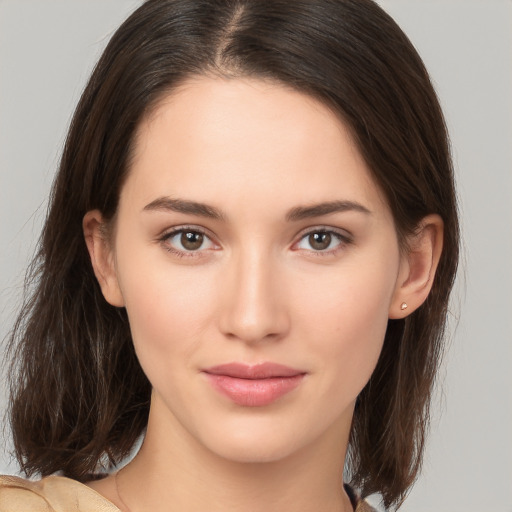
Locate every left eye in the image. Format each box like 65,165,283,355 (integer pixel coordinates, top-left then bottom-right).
164,229,215,252
296,231,345,252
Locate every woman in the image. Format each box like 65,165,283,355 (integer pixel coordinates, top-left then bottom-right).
0,0,459,511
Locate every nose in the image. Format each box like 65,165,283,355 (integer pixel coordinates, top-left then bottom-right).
217,249,290,344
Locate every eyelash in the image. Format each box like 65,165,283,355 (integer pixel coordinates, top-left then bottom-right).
292,228,353,256
158,226,353,258
159,226,217,258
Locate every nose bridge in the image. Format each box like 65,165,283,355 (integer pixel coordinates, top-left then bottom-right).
218,243,288,343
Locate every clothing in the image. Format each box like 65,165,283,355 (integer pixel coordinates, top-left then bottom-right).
0,476,119,512
0,474,378,511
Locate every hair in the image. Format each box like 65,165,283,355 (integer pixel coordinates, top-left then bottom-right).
7,0,459,509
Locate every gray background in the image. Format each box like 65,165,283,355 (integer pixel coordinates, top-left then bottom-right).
1,1,511,511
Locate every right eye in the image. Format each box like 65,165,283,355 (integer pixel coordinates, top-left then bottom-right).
160,228,217,256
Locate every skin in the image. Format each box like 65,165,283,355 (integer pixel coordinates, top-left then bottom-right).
84,76,443,512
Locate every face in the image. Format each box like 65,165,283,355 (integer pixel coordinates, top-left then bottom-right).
96,76,407,463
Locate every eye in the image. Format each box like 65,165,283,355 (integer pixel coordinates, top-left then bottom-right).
161,228,217,254
295,229,350,253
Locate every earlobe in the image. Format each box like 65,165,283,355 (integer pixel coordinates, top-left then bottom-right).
83,210,125,307
389,214,444,319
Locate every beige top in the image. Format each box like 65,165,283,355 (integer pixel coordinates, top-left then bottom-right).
0,474,378,512
0,475,120,512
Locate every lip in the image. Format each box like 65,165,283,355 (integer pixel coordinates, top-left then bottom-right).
203,363,306,407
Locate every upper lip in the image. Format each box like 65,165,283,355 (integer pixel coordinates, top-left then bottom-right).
204,362,304,379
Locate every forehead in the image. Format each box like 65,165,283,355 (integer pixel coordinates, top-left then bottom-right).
123,76,389,217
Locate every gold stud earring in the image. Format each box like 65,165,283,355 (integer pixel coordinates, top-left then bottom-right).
400,302,408,310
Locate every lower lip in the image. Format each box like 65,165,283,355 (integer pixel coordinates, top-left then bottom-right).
204,373,305,407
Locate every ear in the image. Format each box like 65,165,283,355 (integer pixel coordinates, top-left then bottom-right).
83,210,125,307
389,214,444,319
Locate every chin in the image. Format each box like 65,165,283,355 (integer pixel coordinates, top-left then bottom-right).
197,417,317,465
211,440,299,465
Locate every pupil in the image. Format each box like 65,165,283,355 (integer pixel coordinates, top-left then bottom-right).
181,231,203,250
309,232,331,250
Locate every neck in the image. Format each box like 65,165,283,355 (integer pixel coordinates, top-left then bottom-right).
116,395,354,512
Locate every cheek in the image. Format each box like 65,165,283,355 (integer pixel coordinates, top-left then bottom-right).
115,251,219,381
294,257,397,395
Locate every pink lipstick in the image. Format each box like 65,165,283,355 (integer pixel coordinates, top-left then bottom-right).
203,363,305,407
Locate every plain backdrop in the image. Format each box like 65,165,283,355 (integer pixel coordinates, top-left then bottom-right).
1,1,511,511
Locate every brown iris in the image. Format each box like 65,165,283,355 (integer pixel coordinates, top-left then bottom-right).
181,231,204,250
308,232,332,250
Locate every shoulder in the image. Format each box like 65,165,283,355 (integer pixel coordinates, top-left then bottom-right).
345,483,385,512
0,475,120,512
355,499,382,512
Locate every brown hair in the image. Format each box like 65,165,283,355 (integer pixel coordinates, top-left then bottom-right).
7,0,459,508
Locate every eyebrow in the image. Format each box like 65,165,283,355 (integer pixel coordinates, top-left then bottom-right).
142,197,371,222
143,197,226,220
285,200,372,221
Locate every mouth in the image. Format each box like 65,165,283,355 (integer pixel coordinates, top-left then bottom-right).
202,362,306,407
